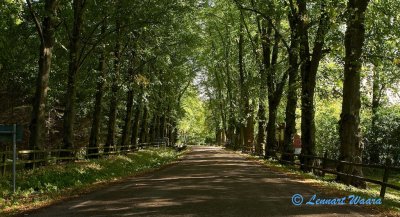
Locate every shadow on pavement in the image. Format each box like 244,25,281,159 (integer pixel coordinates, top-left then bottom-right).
24,146,379,217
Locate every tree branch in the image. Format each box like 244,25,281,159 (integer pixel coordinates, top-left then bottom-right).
26,0,44,44
232,0,290,50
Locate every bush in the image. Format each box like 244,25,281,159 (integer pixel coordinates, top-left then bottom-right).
315,100,341,159
364,105,400,165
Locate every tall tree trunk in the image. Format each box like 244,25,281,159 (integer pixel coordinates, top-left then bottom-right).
256,22,272,156
227,87,235,148
223,29,235,149
120,52,136,151
120,78,134,151
87,55,105,157
105,15,122,154
337,0,370,188
61,0,86,158
256,98,266,155
172,120,178,145
213,68,227,144
159,114,166,139
238,18,248,151
131,99,142,149
139,106,148,144
27,0,59,169
266,102,278,158
282,11,300,162
298,1,329,171
369,64,381,164
149,114,157,143
264,19,288,158
88,20,107,159
244,111,254,152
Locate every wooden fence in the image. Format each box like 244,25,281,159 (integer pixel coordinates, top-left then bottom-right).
0,142,166,176
268,151,400,199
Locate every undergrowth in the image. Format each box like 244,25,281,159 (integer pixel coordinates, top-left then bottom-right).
0,148,179,215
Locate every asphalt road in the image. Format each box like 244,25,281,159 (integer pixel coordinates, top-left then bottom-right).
24,146,379,217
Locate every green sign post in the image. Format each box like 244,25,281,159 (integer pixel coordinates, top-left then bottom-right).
0,124,22,193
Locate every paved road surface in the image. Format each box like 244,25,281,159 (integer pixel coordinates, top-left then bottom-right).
24,146,379,217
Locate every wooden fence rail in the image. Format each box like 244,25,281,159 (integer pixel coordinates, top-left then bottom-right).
266,151,400,199
0,142,167,175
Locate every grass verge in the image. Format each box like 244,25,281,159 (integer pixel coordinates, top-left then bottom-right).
0,148,181,216
240,152,400,216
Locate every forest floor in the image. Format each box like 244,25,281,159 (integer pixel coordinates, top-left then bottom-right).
18,146,395,217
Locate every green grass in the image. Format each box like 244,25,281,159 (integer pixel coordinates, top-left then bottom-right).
243,154,400,214
0,148,180,215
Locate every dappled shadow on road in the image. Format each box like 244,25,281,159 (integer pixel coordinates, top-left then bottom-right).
26,146,378,217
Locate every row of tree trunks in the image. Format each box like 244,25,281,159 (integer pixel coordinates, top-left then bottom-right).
232,0,369,190
25,0,182,162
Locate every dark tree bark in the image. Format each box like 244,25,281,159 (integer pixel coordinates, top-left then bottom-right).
264,19,288,159
120,51,137,151
149,114,158,143
238,18,253,151
120,71,134,151
369,64,382,163
337,0,370,188
26,0,59,169
61,0,86,158
105,14,122,154
226,85,236,149
214,69,227,145
217,25,236,149
255,22,272,156
265,106,277,156
296,1,330,171
282,9,300,162
130,99,142,149
159,113,166,139
88,20,107,159
139,106,149,144
256,99,266,155
171,120,178,145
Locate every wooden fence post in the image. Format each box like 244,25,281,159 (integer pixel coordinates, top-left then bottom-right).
380,158,391,198
33,151,36,169
2,153,6,176
321,151,328,177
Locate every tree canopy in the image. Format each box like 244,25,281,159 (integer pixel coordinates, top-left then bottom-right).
1,0,400,188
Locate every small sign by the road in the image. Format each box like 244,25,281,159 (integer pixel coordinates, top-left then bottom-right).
0,124,23,142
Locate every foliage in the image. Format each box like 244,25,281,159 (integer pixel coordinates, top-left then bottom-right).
315,99,341,159
364,105,400,165
178,87,214,144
